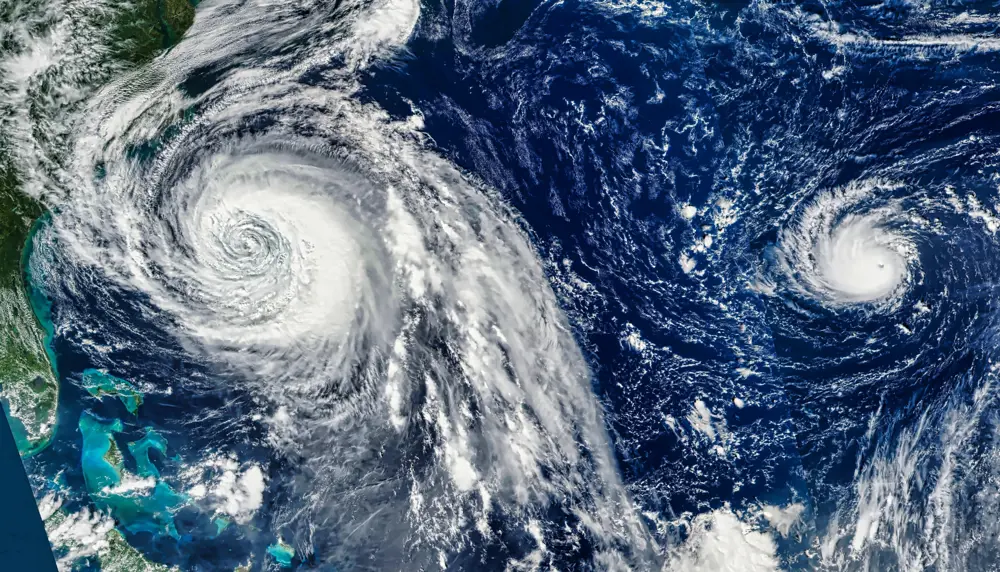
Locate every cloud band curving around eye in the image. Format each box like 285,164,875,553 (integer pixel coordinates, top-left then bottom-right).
772,180,919,308
36,0,657,566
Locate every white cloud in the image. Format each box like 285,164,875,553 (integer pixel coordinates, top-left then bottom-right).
41,495,116,571
181,454,267,524
665,509,780,572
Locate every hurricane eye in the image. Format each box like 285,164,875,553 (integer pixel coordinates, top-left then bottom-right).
773,183,917,309
40,28,641,569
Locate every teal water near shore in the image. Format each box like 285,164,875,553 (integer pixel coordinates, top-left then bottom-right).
79,411,187,539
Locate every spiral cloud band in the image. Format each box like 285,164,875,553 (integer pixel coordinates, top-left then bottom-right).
28,0,653,567
752,167,1000,570
772,180,921,309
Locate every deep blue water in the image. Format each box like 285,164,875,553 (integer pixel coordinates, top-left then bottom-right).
360,0,810,558
360,0,1000,568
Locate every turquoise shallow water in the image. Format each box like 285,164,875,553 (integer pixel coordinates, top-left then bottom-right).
129,427,169,478
267,540,295,568
79,411,187,538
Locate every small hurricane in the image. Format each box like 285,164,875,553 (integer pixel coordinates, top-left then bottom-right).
772,180,920,309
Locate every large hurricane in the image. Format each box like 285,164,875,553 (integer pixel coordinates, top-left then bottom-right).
22,0,653,567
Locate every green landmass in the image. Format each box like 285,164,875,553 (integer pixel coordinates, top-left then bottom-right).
44,509,175,571
0,159,59,455
0,0,197,458
1,1,197,569
79,411,125,491
110,0,196,66
101,529,176,572
82,368,144,415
